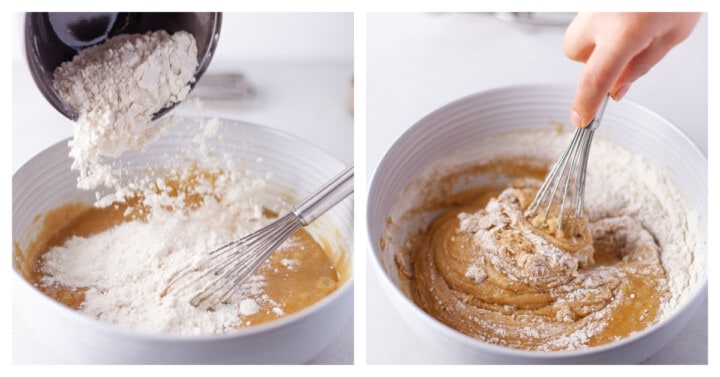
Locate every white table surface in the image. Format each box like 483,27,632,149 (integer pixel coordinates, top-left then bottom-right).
11,13,353,365
366,12,708,364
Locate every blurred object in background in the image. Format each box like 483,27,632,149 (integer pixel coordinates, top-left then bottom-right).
493,12,575,29
189,73,255,101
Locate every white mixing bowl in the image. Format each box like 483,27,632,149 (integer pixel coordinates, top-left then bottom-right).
367,84,707,364
12,116,354,364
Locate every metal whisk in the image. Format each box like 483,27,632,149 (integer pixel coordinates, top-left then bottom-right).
165,165,353,308
525,95,609,235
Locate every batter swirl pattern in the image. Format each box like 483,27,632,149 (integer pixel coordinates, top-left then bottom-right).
409,179,667,351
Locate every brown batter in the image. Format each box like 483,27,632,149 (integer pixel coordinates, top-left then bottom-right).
15,169,349,330
399,162,667,351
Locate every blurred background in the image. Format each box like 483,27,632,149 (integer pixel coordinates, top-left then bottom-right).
12,12,353,364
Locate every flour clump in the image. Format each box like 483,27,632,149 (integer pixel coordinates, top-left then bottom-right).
53,30,199,191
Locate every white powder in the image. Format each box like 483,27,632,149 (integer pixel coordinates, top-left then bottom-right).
239,299,261,316
40,168,291,335
281,258,301,271
464,264,487,283
193,117,220,159
53,30,199,191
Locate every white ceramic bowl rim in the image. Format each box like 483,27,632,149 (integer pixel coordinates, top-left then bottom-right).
13,116,354,342
367,83,707,358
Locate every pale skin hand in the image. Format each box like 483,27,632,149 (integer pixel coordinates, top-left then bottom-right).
563,12,700,127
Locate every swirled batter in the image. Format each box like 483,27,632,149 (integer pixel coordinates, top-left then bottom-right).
406,175,667,351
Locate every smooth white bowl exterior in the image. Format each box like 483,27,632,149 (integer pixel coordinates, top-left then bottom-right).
13,117,353,364
367,85,707,364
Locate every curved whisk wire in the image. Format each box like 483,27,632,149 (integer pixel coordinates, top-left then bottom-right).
163,165,353,309
525,95,609,236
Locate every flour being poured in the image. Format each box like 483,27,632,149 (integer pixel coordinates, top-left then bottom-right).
53,30,199,191
41,30,312,334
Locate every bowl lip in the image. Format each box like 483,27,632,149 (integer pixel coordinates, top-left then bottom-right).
12,114,354,341
366,83,708,358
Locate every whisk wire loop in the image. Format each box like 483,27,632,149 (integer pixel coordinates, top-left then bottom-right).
192,213,303,307
525,95,608,236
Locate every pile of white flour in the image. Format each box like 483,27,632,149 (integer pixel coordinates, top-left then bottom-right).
40,165,293,335
53,30,198,191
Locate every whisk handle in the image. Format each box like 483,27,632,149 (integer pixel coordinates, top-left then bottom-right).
586,95,610,131
292,165,354,225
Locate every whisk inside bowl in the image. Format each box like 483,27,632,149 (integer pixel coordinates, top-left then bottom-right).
525,95,609,237
164,165,353,308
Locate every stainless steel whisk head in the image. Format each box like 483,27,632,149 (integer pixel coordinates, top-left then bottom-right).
525,96,609,236
164,165,353,309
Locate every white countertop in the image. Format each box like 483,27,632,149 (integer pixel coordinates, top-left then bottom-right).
366,12,707,364
12,13,353,365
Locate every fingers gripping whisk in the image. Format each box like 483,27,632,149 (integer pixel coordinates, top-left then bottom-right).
525,96,609,236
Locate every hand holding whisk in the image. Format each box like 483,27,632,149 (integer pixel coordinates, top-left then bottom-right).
164,165,353,308
525,95,609,238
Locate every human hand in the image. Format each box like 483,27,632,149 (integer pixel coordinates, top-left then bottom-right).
563,12,700,127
